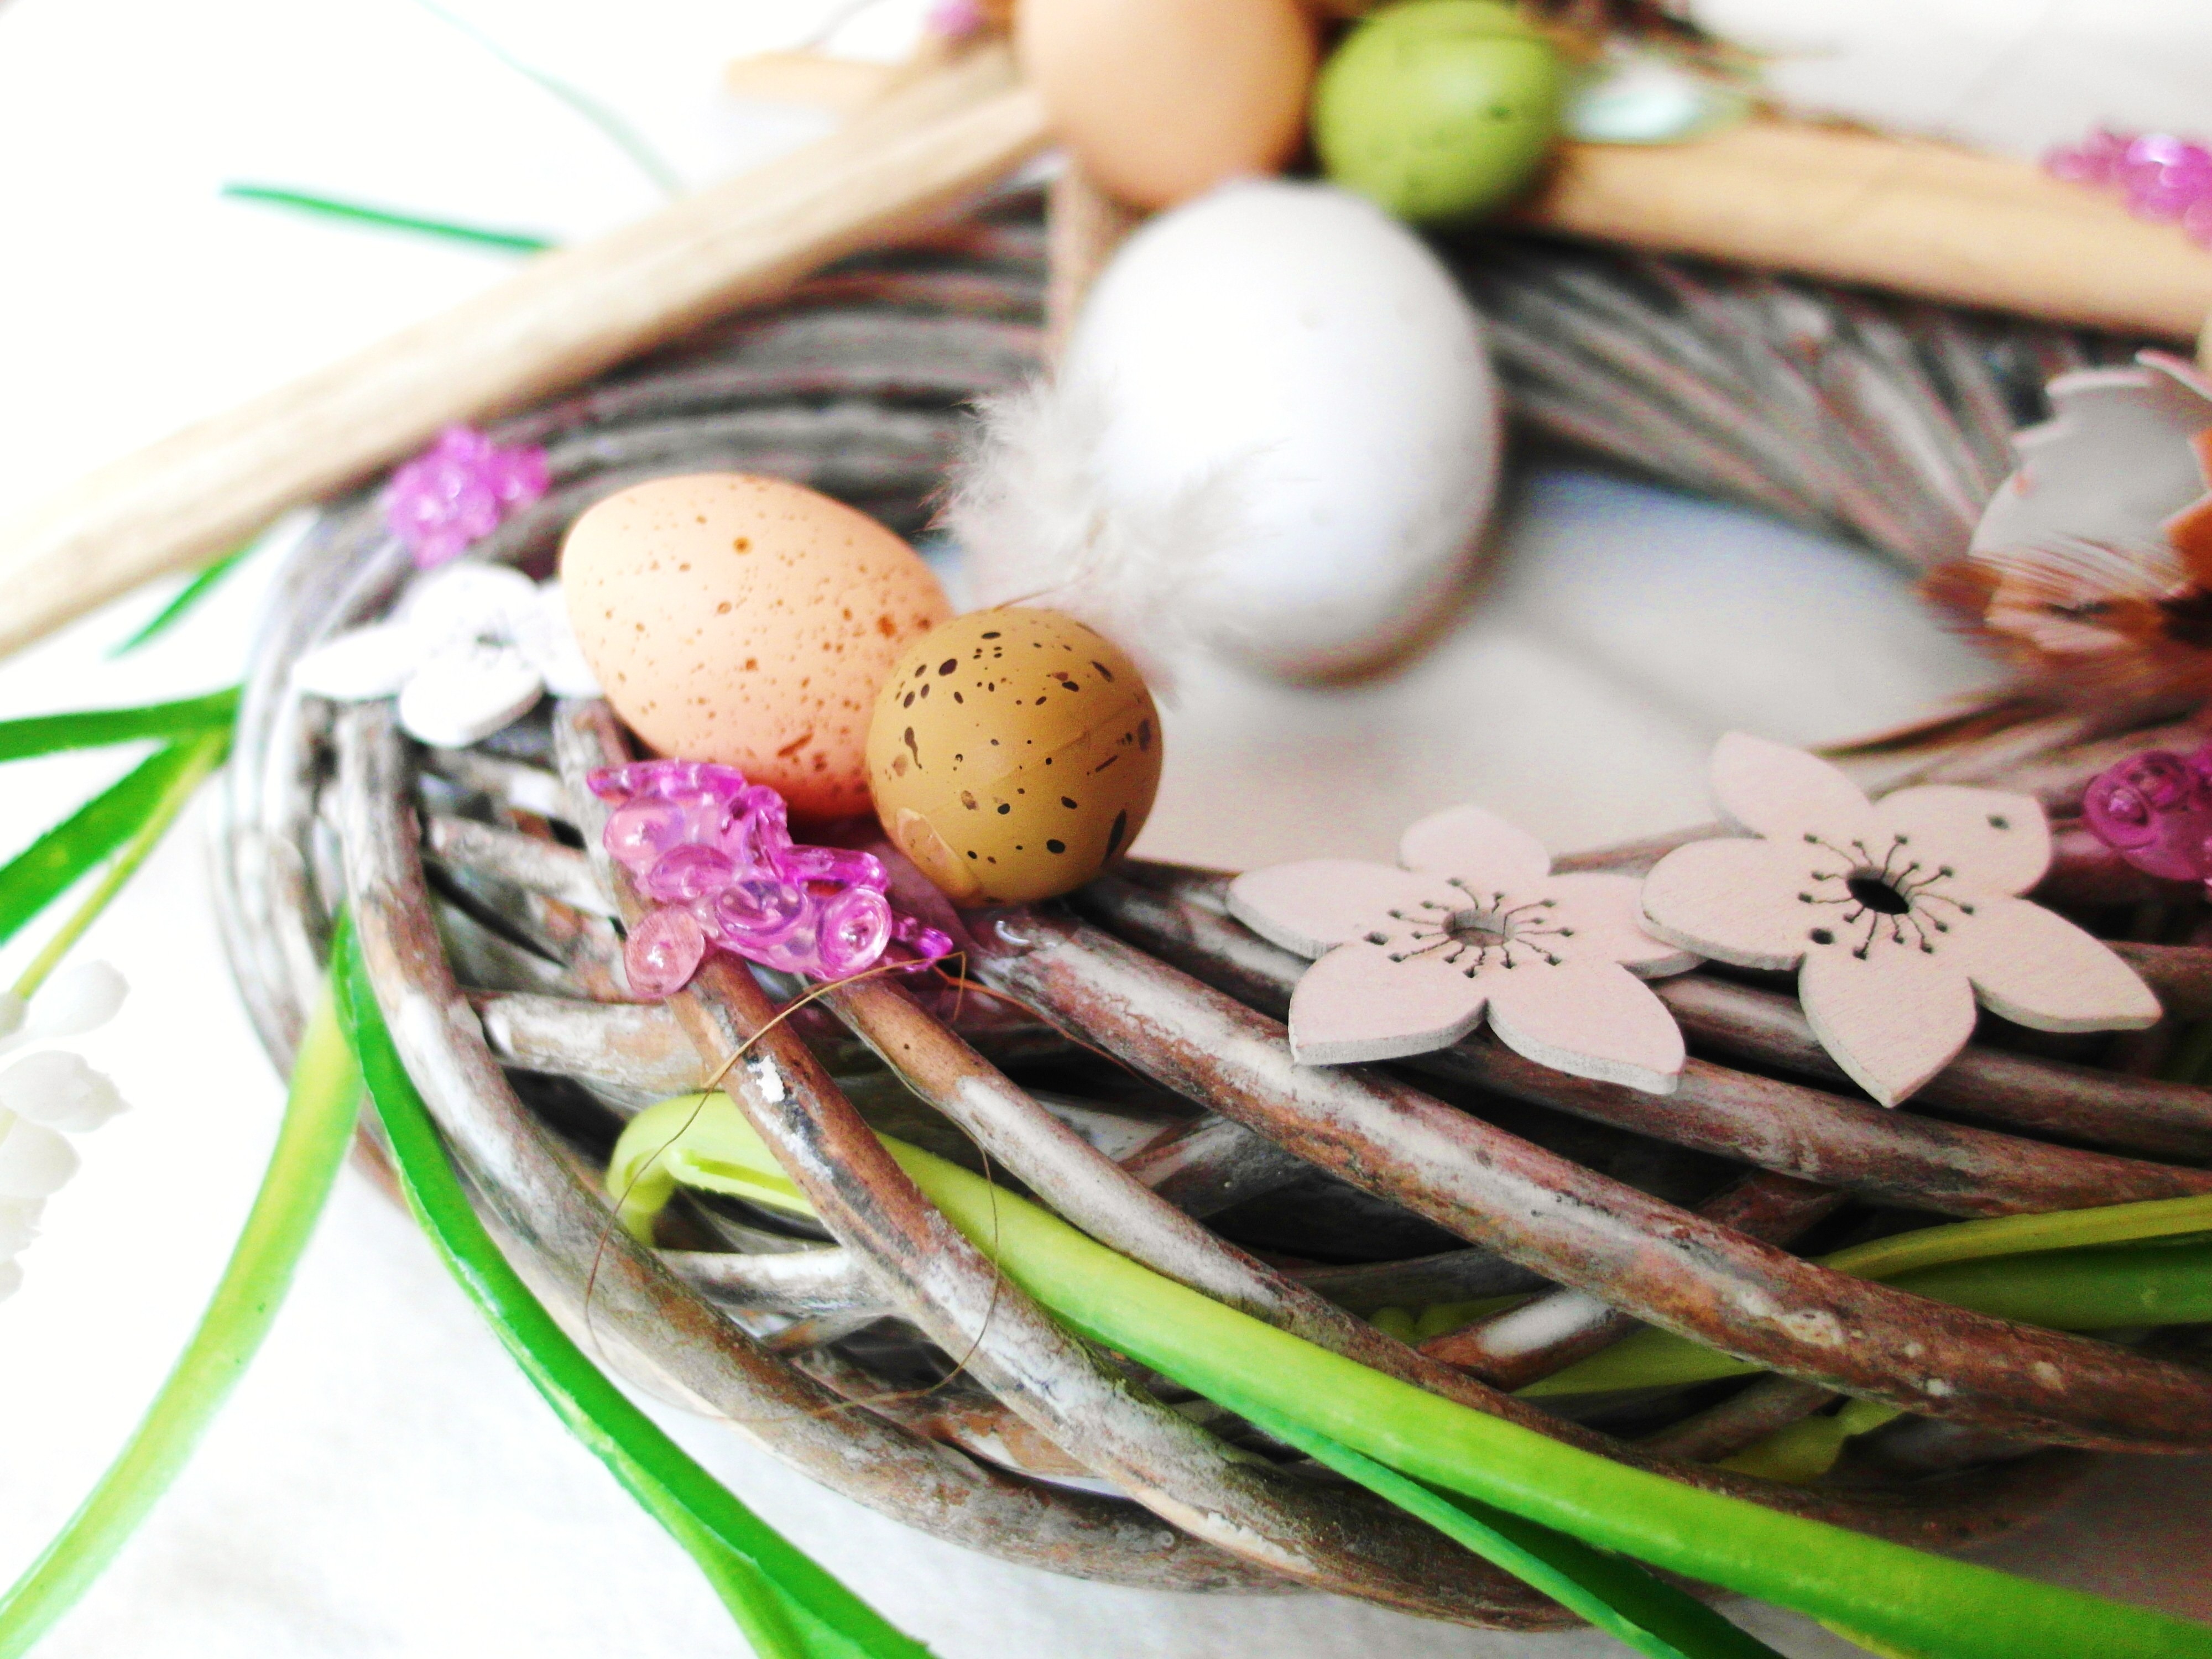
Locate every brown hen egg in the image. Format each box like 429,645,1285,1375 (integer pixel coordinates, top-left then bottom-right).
562,474,950,821
1016,0,1318,211
867,608,1162,905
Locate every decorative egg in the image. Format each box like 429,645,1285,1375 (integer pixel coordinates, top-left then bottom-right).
1055,179,1500,679
1312,0,1566,224
1015,0,1317,210
562,474,950,822
865,608,1162,905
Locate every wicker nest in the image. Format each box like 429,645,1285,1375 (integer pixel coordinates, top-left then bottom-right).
215,188,2212,1630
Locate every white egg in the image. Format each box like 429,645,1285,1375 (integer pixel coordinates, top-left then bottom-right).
1062,179,1500,680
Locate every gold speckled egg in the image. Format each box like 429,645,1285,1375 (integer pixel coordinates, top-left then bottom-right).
562,474,950,822
866,608,1162,905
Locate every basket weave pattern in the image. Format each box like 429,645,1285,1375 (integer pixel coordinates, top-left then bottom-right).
215,196,2212,1627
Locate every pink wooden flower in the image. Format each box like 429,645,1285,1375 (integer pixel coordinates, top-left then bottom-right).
1641,733,2161,1108
1228,806,1698,1092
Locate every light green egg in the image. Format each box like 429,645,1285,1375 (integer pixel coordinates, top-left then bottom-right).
1312,0,1566,225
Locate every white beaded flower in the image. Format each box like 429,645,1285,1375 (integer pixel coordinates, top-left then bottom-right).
0,962,132,1301
293,563,599,748
1640,734,2161,1108
1229,805,1699,1093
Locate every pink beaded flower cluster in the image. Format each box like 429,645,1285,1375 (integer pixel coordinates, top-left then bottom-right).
2046,128,2212,246
922,0,988,38
588,760,952,998
385,425,551,570
2084,741,2212,893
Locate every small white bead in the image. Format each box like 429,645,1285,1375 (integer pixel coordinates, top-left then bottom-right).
0,1119,77,1200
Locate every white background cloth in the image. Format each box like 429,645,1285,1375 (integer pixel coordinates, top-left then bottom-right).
0,2,2206,1656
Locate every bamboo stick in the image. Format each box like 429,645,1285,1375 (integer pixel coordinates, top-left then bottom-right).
1517,118,2212,338
0,46,1050,660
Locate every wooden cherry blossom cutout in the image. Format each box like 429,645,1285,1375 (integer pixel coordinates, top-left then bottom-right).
1641,733,2163,1108
1228,805,1698,1094
1972,351,2212,571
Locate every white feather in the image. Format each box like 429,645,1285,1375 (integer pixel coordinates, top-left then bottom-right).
941,375,1249,690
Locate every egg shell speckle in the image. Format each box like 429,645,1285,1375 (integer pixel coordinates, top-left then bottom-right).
562,474,950,821
867,608,1162,905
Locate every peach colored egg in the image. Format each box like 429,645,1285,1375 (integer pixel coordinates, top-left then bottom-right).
1016,0,1317,211
562,474,951,822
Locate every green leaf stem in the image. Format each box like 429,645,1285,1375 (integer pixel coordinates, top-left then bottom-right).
0,740,221,952
11,728,229,999
0,688,238,765
610,1093,2212,1659
407,0,684,200
1528,1189,2212,1399
1229,1399,1786,1659
334,931,928,1659
111,546,253,656
0,972,361,1656
222,185,557,254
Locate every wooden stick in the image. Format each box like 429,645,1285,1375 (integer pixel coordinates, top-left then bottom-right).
0,45,1050,661
722,51,906,114
1518,117,2212,338
17,74,2207,667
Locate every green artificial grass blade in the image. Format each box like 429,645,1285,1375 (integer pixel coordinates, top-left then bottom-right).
0,971,361,1656
333,929,928,1659
1530,1215,2212,1401
111,546,253,655
1229,1399,1785,1659
609,1094,2212,1659
11,728,228,999
0,687,238,764
222,185,556,254
409,0,683,199
0,740,220,951
1822,1193,2212,1281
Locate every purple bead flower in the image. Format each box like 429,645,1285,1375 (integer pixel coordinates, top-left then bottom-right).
588,760,953,998
2046,127,2212,247
384,426,551,570
2084,740,2212,891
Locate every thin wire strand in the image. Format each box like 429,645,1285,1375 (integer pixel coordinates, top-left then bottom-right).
407,0,685,200
584,956,1022,1433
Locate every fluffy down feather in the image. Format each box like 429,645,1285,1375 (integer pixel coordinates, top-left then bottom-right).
938,375,1248,689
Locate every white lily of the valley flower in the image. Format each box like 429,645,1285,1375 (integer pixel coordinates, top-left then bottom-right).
0,962,133,1299
292,562,601,749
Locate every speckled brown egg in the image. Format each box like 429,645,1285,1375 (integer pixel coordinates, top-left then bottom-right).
562,474,950,822
866,608,1162,905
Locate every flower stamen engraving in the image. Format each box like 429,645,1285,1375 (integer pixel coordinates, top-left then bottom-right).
1228,805,1698,1093
1641,733,2161,1107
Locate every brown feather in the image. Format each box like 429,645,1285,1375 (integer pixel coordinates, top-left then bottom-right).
1921,542,2212,725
